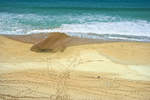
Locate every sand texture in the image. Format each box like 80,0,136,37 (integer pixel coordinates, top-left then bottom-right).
0,33,150,100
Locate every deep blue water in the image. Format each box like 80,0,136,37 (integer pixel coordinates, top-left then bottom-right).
0,0,150,41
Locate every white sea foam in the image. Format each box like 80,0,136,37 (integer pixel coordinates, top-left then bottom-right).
27,20,150,37
0,12,150,41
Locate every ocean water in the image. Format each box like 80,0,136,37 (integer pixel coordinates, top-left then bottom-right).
0,0,150,41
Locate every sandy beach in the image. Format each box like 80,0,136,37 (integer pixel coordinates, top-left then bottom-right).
0,33,150,100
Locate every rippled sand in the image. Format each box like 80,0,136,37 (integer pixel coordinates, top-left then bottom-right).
0,34,150,100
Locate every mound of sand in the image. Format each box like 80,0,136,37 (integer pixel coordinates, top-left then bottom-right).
31,32,71,52
30,32,104,52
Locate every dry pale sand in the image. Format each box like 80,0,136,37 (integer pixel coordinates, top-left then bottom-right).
0,35,150,100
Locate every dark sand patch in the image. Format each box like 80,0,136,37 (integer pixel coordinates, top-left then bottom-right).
31,32,70,52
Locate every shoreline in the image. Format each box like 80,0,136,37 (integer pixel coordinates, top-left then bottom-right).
2,32,150,44
1,33,117,44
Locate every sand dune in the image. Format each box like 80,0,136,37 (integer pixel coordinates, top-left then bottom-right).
0,34,150,100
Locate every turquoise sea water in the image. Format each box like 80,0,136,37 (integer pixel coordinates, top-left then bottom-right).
0,0,150,41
